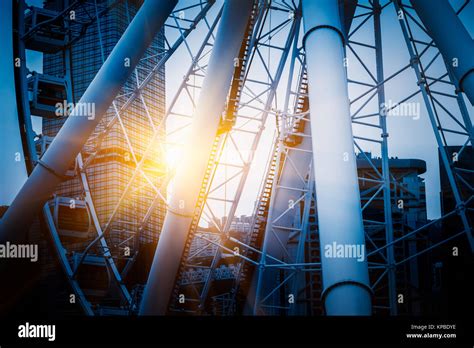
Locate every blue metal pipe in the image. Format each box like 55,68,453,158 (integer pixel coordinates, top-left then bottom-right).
0,0,28,206
0,0,177,244
139,0,255,316
302,0,372,315
411,0,474,105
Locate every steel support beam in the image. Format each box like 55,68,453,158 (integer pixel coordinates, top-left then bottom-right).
410,0,474,105
373,0,397,316
0,0,178,244
0,0,28,205
249,15,312,316
139,0,255,316
252,112,313,315
394,0,474,252
302,0,372,315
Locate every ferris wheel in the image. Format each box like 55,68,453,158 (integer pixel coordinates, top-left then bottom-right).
0,0,472,317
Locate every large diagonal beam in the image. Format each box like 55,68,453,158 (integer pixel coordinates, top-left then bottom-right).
302,0,372,315
0,0,28,205
0,0,178,244
139,0,255,316
411,0,474,105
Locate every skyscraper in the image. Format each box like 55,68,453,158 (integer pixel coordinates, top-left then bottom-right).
37,0,166,312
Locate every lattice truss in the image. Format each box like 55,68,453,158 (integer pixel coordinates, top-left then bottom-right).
16,0,473,315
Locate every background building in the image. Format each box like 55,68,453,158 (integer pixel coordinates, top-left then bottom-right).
415,146,474,315
14,0,167,315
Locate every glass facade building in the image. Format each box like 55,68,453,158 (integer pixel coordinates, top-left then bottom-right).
35,0,166,307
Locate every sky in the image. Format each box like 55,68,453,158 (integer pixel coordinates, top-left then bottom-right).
1,0,473,222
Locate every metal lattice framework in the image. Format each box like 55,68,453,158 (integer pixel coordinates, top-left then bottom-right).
9,0,473,316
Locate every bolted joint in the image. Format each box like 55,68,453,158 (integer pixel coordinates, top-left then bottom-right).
455,202,466,214
416,77,426,86
386,262,397,271
373,3,382,15
409,56,419,67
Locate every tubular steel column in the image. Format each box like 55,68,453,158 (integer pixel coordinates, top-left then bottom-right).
410,0,474,105
0,0,28,205
302,0,372,315
0,0,178,244
139,0,255,316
